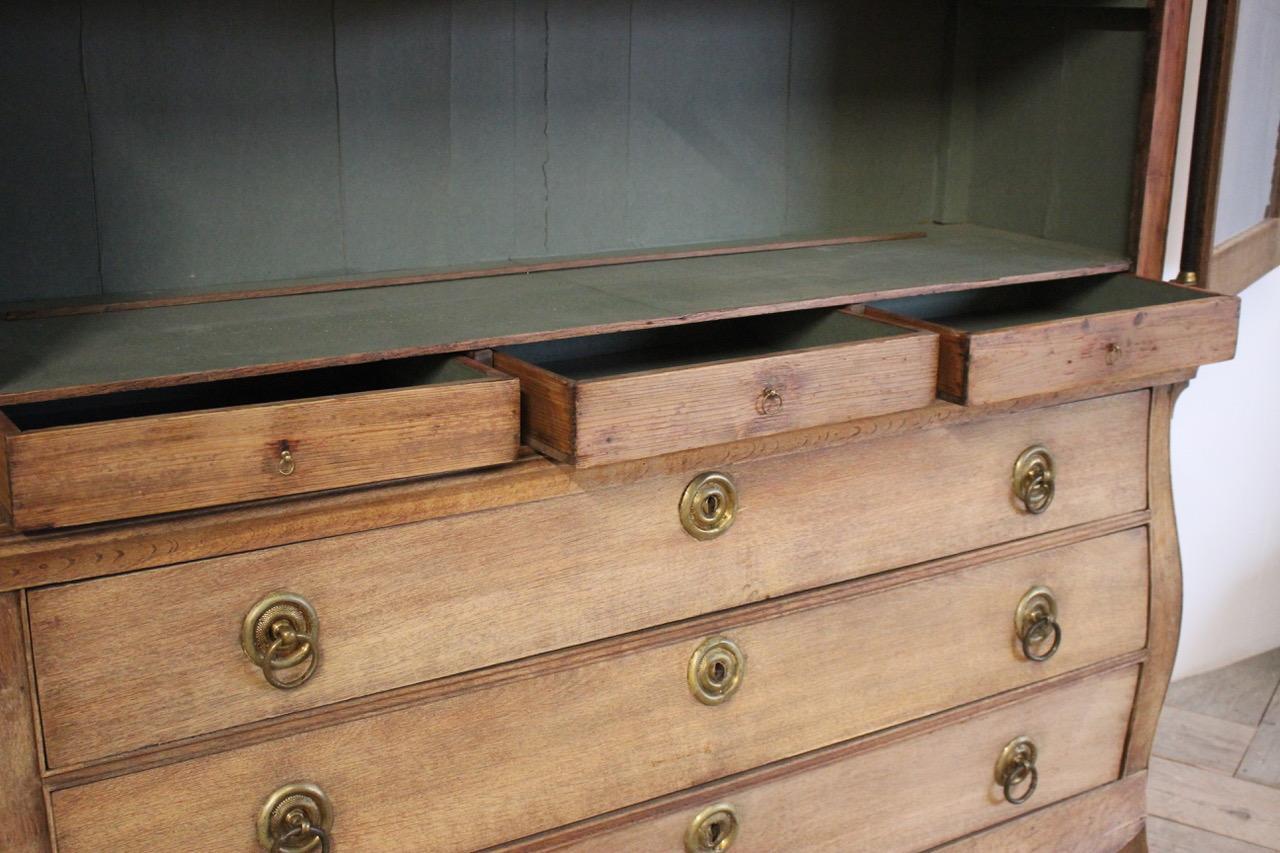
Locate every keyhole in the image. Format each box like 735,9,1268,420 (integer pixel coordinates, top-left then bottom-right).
702,494,721,518
711,660,727,684
708,820,723,843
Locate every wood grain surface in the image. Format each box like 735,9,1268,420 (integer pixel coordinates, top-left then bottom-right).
4,359,518,529
30,393,1150,767
0,593,49,852
45,587,1143,851
500,667,1142,852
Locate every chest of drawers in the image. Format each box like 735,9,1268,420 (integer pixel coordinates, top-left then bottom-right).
0,1,1252,850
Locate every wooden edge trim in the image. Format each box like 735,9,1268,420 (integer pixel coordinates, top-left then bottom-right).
946,289,1234,341
1208,218,1280,295
0,591,51,852
0,379,1188,592
1130,0,1192,279
491,350,579,460
0,260,1133,408
1122,383,1186,774
493,659,1147,851
0,412,18,525
41,512,1151,787
448,355,520,383
932,772,1148,853
3,231,928,321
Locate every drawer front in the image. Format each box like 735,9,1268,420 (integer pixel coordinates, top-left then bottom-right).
3,359,520,529
30,391,1150,768
867,275,1240,405
48,530,1148,851
521,666,1140,852
494,311,939,465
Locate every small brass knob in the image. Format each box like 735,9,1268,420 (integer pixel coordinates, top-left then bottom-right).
242,593,320,690
278,449,296,476
756,386,783,416
1012,446,1055,515
1104,342,1122,365
995,737,1039,806
688,637,745,706
680,472,738,540
257,782,333,853
685,803,740,852
1015,586,1062,662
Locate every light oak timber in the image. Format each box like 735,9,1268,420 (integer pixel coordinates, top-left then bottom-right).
1164,648,1280,727
0,593,49,852
1124,383,1187,775
934,772,1147,853
29,395,1151,766
1238,686,1280,787
499,667,1141,852
45,652,1141,852
0,373,1192,592
0,224,1130,406
495,313,939,465
1145,817,1273,853
37,511,1152,791
3,358,519,530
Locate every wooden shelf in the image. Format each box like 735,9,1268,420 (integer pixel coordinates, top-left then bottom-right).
0,224,1129,405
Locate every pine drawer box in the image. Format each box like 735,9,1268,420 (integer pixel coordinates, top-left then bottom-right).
0,357,519,530
28,393,1147,768
45,531,1145,851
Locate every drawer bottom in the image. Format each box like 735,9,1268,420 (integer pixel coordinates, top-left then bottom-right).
512,665,1140,852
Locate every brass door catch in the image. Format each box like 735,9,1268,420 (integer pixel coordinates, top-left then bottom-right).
680,472,738,540
242,593,320,690
685,802,740,852
995,736,1039,805
1012,446,1055,514
1015,586,1062,662
688,636,745,706
257,782,333,853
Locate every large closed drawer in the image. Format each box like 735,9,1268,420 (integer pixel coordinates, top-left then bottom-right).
493,308,939,464
513,666,1141,852
29,392,1150,768
866,274,1239,404
0,356,519,529
47,528,1148,851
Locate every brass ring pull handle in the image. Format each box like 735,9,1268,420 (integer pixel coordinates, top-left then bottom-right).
680,472,738,540
243,593,320,690
995,737,1039,806
271,822,330,853
688,637,745,705
685,803,740,852
278,449,296,476
756,386,783,416
1012,445,1055,514
1015,586,1062,663
258,783,333,853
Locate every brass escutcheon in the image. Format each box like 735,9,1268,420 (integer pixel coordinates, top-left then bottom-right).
685,802,740,853
1015,586,1062,662
995,736,1039,806
1012,445,1055,515
242,593,320,690
257,782,333,853
756,386,784,416
278,449,296,476
680,472,738,540
688,636,745,706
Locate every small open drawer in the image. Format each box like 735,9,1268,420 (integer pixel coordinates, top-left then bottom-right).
492,309,938,465
865,275,1240,405
0,356,519,530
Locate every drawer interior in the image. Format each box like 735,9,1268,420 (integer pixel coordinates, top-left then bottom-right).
1,355,488,432
867,274,1213,333
495,309,913,380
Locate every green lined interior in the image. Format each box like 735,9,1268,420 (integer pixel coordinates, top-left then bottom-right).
869,275,1211,332
499,309,906,380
